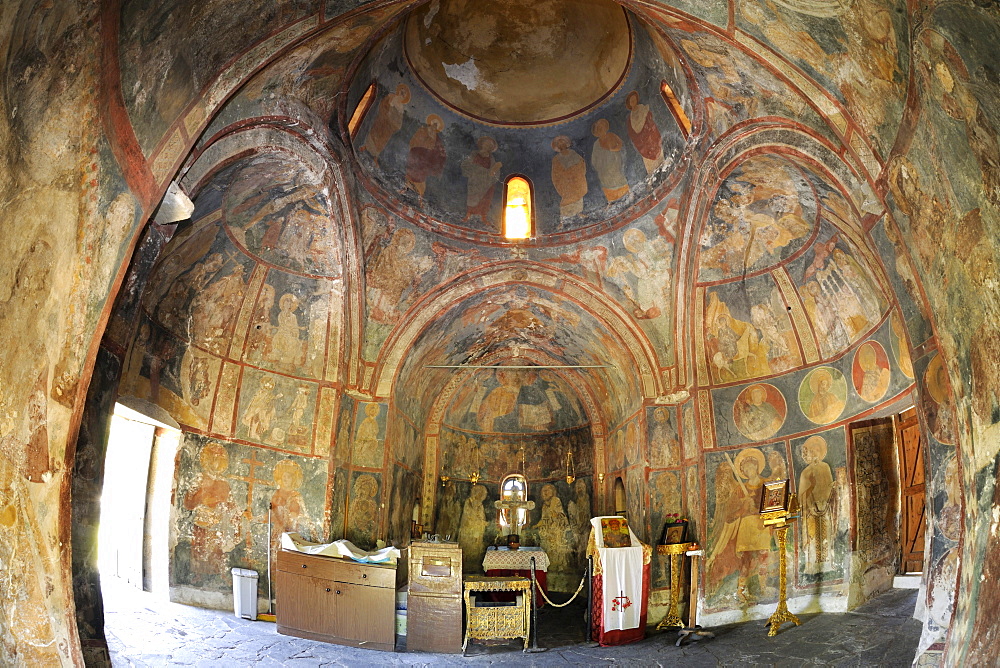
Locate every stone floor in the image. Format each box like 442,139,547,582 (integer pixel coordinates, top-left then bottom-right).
104,577,922,666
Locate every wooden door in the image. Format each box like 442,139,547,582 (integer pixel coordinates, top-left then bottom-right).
897,408,925,573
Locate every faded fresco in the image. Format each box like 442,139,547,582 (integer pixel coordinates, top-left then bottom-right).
9,0,1000,662
704,446,785,612
703,276,802,384
171,435,326,592
697,155,815,282
790,428,849,585
348,9,689,237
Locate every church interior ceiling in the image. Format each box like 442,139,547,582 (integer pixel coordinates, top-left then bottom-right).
5,0,1000,663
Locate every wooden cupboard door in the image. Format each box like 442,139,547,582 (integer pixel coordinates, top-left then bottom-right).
898,408,925,574
276,571,335,634
331,581,394,645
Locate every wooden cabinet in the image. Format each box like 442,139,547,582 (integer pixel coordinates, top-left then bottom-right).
406,541,463,653
276,549,396,651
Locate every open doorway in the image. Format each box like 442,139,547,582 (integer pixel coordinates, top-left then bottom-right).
99,402,180,596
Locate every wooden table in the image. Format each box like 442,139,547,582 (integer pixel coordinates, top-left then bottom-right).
462,576,532,653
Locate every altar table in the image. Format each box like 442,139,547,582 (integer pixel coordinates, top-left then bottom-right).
482,546,548,607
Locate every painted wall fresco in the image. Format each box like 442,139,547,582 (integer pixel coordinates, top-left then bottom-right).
697,155,816,283
347,10,690,238
790,428,849,586
702,275,802,385
665,23,839,144
734,0,908,155
711,317,914,448
119,0,321,154
849,419,900,605
171,435,327,594
393,280,644,429
10,0,1000,662
704,445,786,612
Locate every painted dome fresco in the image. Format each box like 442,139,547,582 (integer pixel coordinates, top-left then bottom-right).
344,0,694,244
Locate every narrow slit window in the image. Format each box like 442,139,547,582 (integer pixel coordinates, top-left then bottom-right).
504,176,533,240
660,80,692,137
348,82,377,137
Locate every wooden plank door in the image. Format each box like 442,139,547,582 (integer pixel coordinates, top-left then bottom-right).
897,408,925,573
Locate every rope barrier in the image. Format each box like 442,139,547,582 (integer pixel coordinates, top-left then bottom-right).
536,572,587,608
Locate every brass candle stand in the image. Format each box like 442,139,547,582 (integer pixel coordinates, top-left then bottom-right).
762,491,801,637
654,541,693,630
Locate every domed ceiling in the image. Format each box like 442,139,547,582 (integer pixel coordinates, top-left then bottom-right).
344,0,694,243
403,0,632,124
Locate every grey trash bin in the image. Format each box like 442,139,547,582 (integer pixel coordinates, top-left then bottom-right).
231,568,259,620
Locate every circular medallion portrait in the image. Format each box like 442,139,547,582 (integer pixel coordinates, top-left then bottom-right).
852,341,891,403
922,353,956,444
799,366,847,425
733,383,787,441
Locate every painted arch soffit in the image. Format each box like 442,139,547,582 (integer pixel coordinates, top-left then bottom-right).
371,262,666,400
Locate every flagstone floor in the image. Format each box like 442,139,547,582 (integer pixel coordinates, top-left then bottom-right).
104,577,922,666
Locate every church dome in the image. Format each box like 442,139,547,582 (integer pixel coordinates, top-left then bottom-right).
343,0,696,244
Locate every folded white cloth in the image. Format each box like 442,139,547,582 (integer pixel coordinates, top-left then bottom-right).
280,532,400,564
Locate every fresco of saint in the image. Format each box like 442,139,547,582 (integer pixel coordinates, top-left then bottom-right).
405,114,446,202
460,484,489,572
550,135,588,220
182,443,240,584
536,483,573,575
706,447,776,607
624,91,663,174
705,291,770,382
360,83,409,166
797,436,835,574
853,342,891,403
461,136,502,226
590,118,630,203
648,406,680,468
352,402,384,468
733,383,786,441
347,474,379,548
799,367,847,425
607,227,671,321
365,226,432,324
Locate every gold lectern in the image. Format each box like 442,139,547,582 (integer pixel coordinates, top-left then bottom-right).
760,481,801,637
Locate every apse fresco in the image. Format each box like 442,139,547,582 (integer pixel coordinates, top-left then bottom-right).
697,155,816,283
394,281,641,429
438,425,593,484
443,368,587,434
171,435,326,593
347,9,689,239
